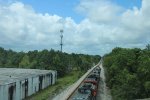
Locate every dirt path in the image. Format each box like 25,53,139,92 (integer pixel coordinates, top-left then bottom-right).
97,63,112,100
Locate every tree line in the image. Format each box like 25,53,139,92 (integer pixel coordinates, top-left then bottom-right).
0,47,100,77
103,45,150,100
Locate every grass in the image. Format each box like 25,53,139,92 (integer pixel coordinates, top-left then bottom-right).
25,70,83,100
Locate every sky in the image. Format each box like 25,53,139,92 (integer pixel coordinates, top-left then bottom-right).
0,0,149,55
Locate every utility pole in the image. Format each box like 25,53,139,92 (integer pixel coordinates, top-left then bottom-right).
60,29,63,52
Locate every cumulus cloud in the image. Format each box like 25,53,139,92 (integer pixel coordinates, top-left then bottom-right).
0,2,77,51
121,1,150,35
0,0,150,55
76,0,123,23
76,0,150,54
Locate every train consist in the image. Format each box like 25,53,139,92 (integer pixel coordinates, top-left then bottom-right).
71,67,101,100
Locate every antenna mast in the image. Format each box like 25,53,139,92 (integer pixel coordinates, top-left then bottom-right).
60,29,63,52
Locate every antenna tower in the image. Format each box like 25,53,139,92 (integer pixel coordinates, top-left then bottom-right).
60,29,63,52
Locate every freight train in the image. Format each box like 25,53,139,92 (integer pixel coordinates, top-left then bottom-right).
71,67,101,100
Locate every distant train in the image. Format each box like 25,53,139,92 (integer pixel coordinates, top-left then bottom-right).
72,67,101,100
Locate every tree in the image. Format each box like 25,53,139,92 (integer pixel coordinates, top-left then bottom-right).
103,46,150,99
146,44,150,50
0,47,101,78
19,55,30,68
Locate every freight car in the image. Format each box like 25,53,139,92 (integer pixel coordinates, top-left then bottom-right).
72,82,97,100
72,83,93,100
71,67,101,100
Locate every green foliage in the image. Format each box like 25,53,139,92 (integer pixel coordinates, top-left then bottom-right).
103,46,150,100
146,44,150,50
19,55,30,68
25,70,84,100
0,47,100,77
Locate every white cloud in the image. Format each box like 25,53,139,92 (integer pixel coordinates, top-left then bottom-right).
76,0,123,23
121,1,150,33
75,0,150,54
0,0,149,55
0,2,74,50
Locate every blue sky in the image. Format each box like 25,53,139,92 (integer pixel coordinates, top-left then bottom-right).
113,0,141,9
0,0,149,55
19,0,84,23
18,0,141,23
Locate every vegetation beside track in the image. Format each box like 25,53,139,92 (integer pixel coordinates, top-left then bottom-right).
25,70,84,100
103,44,150,100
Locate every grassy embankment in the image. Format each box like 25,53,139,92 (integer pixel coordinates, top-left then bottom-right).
25,70,83,100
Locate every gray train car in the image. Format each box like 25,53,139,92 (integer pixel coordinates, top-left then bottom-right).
0,68,57,100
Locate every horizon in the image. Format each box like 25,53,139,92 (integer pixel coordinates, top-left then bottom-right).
0,0,149,55
0,44,148,56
